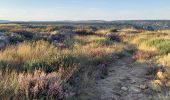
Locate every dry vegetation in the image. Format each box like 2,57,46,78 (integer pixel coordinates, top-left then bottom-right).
0,24,125,99
1,24,170,99
123,30,170,96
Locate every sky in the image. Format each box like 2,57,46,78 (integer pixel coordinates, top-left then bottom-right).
0,0,170,21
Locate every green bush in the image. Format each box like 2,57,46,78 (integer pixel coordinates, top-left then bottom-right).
95,38,114,46
109,28,118,32
58,53,78,69
23,61,56,73
10,30,34,40
147,39,170,54
9,34,24,44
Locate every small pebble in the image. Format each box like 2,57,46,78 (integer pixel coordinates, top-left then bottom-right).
131,79,137,84
130,86,141,93
139,85,147,90
121,87,128,91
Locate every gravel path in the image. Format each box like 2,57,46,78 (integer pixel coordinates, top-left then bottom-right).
75,56,154,100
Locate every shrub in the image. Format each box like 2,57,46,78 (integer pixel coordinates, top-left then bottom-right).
0,27,11,32
146,64,160,76
147,39,170,54
95,38,114,46
159,54,170,67
109,28,118,32
74,30,93,35
45,26,58,32
132,50,157,61
10,29,34,40
0,70,71,99
0,71,19,98
50,34,66,42
9,33,24,44
74,28,94,35
106,33,121,42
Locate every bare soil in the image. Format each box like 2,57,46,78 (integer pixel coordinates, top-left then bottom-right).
74,56,155,100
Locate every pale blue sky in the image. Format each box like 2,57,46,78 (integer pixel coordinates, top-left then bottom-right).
0,0,170,21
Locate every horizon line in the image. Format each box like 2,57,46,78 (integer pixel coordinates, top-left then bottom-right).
2,19,170,22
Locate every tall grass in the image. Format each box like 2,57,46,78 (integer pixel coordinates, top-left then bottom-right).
0,40,79,99
0,27,129,99
0,41,77,72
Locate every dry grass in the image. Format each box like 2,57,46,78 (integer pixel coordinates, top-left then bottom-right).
0,29,125,99
122,30,170,93
3,26,170,99
0,40,79,73
133,50,157,62
159,54,170,67
0,41,58,71
0,40,78,99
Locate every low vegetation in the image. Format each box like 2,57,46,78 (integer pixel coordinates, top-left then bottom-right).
147,38,170,54
1,23,170,99
0,41,77,72
124,31,170,96
0,24,126,99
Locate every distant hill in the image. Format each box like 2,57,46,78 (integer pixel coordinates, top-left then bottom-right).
0,20,10,23
5,20,170,30
116,20,170,30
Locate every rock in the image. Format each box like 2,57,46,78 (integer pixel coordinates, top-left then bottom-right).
137,94,143,97
131,79,137,84
139,85,147,90
130,86,141,93
121,87,128,91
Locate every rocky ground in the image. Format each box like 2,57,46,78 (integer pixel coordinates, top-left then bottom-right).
73,54,155,100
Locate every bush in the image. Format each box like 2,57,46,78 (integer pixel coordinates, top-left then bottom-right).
10,29,34,40
74,30,94,35
9,33,24,44
147,39,170,54
146,64,159,76
106,33,121,42
0,27,11,32
109,28,118,32
95,38,114,46
0,70,69,99
74,28,94,35
133,50,157,61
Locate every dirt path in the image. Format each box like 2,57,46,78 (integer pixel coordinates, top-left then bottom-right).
75,56,154,100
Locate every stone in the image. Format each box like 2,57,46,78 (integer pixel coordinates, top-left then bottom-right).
121,87,128,91
139,85,147,90
137,94,143,97
130,86,141,93
131,79,137,84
